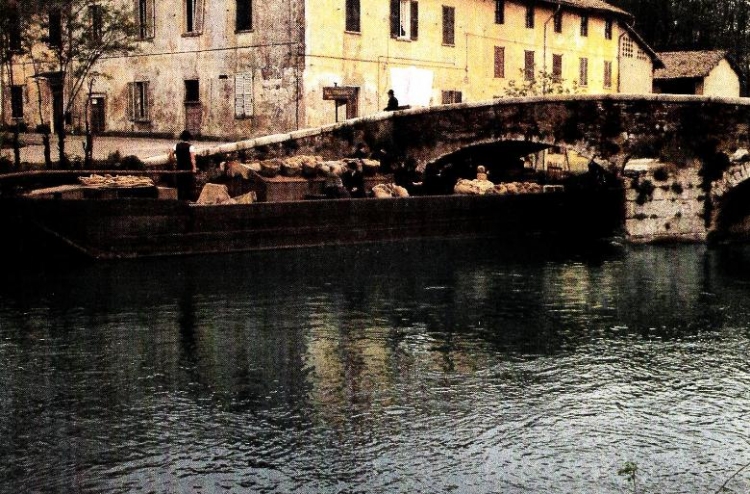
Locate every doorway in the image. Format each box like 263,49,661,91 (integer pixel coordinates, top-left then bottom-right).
184,79,202,134
89,96,106,133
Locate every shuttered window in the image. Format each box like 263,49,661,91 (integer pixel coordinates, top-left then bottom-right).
494,46,505,78
580,14,588,36
127,81,150,121
524,50,535,81
441,90,462,104
525,5,534,29
579,57,588,86
185,0,204,34
390,0,418,40
604,61,612,88
442,6,454,45
494,0,504,24
552,54,563,82
136,0,155,39
346,0,360,32
90,5,103,42
234,73,253,118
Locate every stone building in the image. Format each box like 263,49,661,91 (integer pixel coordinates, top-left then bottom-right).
3,0,661,140
653,50,741,98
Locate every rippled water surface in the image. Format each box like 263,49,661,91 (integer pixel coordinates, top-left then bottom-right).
2,240,750,493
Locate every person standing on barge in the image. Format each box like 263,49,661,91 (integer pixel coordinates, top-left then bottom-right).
170,130,197,201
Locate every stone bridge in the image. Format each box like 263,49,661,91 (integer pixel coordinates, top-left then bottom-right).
158,93,750,242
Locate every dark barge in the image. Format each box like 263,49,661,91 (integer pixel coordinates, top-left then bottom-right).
0,179,624,260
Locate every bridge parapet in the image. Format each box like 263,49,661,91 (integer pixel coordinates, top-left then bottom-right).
142,93,750,243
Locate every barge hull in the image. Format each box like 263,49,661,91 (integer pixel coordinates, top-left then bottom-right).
0,190,624,259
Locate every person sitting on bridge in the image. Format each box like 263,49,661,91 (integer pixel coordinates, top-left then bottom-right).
384,90,399,111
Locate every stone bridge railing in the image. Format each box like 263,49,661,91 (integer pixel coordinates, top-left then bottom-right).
145,93,750,242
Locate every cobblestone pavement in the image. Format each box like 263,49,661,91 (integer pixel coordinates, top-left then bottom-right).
1,133,229,166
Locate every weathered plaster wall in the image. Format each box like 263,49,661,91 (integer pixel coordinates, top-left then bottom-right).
702,59,741,98
302,0,629,129
624,164,706,242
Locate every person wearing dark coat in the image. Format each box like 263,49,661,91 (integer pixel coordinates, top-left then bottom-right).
342,160,366,198
384,90,399,111
169,129,197,201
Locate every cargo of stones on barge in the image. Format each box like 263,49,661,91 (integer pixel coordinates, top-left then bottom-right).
0,170,625,260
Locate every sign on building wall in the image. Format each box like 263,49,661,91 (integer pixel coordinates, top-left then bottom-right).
322,86,358,101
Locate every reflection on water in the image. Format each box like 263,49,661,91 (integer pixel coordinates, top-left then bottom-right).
1,240,750,493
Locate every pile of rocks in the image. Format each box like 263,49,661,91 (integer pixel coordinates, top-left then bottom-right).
453,179,543,196
227,155,381,179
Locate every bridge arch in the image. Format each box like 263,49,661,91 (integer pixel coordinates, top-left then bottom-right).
144,94,750,242
147,94,750,178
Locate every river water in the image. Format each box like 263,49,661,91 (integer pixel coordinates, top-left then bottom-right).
1,239,749,494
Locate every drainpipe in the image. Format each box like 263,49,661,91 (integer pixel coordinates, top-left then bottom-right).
543,3,562,94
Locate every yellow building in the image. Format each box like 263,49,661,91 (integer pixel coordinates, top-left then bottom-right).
3,0,660,140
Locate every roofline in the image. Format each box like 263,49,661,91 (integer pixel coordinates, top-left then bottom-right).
654,50,742,79
621,22,664,69
534,0,634,20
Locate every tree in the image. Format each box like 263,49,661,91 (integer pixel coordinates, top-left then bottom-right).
504,70,579,97
0,0,27,170
27,0,137,167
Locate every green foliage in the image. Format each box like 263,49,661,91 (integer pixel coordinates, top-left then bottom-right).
618,461,638,494
505,70,579,97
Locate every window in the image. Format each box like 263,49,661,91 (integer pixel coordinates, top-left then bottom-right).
622,37,634,58
184,79,199,103
10,86,23,119
580,14,588,36
525,5,534,29
495,0,504,24
442,6,455,45
390,0,418,40
524,50,535,81
553,10,562,33
48,8,62,47
579,57,588,86
345,0,360,32
90,4,103,43
236,0,252,31
127,81,150,121
441,90,462,104
235,73,253,118
494,46,505,78
137,0,155,39
604,60,612,88
185,0,204,34
552,54,562,82
605,18,613,40
8,5,21,51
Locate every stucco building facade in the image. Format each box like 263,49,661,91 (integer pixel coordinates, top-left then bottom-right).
3,0,660,141
653,50,741,98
